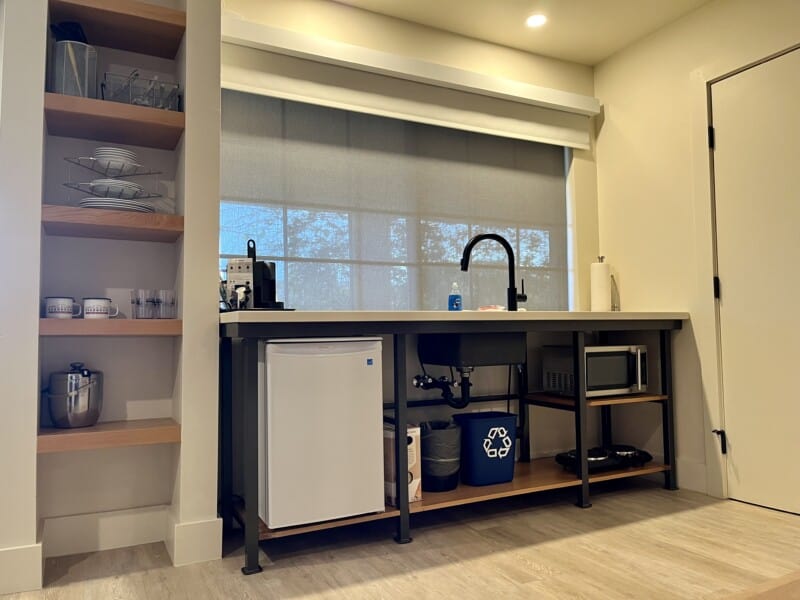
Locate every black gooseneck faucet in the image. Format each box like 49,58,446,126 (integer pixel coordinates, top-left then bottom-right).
460,233,526,311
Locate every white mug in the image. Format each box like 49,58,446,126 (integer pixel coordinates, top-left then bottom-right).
45,297,82,319
82,297,119,319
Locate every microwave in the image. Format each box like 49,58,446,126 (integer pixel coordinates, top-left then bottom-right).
542,345,647,397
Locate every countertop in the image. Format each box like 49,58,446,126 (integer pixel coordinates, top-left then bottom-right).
220,310,689,324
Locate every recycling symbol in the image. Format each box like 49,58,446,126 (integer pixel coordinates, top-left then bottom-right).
482,426,512,459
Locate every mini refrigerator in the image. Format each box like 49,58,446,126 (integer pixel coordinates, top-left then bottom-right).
259,337,385,528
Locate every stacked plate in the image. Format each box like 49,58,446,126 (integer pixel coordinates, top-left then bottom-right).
79,197,154,213
93,147,139,177
88,178,145,199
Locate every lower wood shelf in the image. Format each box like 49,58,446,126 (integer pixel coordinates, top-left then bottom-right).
40,318,182,336
38,418,181,453
235,458,669,539
413,459,670,512
411,459,580,513
233,501,401,541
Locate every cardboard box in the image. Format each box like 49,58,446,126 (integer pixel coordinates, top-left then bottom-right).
383,423,422,505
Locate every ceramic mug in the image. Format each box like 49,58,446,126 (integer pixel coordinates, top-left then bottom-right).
82,297,119,319
44,297,82,319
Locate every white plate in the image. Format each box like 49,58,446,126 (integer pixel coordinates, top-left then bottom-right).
94,150,136,156
79,198,154,213
94,147,137,159
93,158,140,176
92,178,142,188
94,153,137,163
87,179,145,199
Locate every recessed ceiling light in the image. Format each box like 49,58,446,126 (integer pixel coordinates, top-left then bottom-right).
526,14,547,28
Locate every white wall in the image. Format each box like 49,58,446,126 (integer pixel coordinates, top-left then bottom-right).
0,0,47,593
594,0,800,493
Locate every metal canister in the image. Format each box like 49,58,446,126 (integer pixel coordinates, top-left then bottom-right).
47,362,103,428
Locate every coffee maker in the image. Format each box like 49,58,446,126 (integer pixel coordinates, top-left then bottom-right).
225,239,285,310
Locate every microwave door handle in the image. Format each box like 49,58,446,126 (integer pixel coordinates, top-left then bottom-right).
636,347,643,391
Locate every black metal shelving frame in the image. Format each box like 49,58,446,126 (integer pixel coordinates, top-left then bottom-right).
219,316,682,575
526,329,677,509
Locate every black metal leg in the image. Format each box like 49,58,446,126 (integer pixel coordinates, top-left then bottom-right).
241,338,263,574
601,406,612,449
220,338,233,534
393,334,412,544
660,330,678,490
519,361,531,462
573,331,591,508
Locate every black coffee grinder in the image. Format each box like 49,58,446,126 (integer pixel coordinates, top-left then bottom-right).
225,239,285,310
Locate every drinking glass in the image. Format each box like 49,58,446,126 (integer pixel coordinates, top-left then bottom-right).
155,289,176,319
130,289,155,319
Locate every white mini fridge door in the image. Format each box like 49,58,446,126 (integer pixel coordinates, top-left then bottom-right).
260,338,384,529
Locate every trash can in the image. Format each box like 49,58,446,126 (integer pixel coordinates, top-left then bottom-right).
420,420,461,492
454,411,517,486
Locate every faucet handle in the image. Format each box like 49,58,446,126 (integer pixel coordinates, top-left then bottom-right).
517,278,528,303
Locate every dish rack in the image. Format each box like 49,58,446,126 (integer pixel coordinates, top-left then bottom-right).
60,149,178,215
64,156,161,178
63,156,162,200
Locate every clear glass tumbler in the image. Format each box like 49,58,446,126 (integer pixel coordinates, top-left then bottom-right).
130,289,156,319
155,289,176,319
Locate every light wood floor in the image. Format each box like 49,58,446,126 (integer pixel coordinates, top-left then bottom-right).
8,481,800,599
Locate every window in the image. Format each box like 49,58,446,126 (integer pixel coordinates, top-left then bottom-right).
221,90,569,311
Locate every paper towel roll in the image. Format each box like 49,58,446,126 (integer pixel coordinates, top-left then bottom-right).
590,258,612,312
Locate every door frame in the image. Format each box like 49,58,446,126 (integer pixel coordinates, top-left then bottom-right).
699,43,800,498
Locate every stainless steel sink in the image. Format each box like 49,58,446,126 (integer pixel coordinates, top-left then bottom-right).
417,332,526,367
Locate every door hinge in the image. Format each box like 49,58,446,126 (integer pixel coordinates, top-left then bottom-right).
712,429,727,454
713,276,721,299
708,126,715,150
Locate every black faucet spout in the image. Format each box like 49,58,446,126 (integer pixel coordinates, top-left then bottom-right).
460,233,521,311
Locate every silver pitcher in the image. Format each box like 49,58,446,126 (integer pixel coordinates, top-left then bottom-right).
47,362,103,428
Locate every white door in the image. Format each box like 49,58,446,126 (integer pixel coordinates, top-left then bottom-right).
712,48,800,513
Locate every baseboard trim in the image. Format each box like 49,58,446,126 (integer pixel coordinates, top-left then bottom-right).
42,505,168,558
165,514,222,566
0,541,43,594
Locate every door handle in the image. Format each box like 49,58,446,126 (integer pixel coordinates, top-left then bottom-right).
712,429,727,454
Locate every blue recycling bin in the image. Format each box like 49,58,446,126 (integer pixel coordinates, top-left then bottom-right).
454,411,517,486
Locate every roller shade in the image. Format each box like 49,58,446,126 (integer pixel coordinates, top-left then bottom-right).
220,89,569,311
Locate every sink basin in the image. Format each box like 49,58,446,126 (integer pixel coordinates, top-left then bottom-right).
417,332,526,367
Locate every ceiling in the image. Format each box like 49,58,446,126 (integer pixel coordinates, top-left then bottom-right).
335,0,711,65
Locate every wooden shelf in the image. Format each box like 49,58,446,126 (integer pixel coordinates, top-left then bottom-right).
38,418,181,453
234,459,669,539
233,501,401,541
588,462,671,483
49,0,185,59
411,459,580,512
44,93,185,149
42,204,183,242
526,392,668,410
413,459,670,513
40,318,182,336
